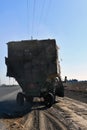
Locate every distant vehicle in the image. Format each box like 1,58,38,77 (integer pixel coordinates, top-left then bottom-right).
5,39,64,107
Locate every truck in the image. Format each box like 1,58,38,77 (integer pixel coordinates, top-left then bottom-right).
5,39,64,107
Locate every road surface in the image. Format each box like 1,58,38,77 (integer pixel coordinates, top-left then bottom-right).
0,86,87,130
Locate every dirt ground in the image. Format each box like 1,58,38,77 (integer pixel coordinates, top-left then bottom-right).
1,96,87,130
64,81,87,103
0,82,87,130
64,81,87,92
65,89,87,104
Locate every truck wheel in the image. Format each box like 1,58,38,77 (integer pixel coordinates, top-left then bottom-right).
16,92,24,106
44,93,55,107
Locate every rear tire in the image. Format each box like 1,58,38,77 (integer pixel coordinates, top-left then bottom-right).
44,93,55,107
16,92,24,106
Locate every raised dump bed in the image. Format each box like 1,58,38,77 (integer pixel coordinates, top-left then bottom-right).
5,39,64,107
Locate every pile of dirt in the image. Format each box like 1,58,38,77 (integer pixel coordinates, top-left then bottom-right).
64,89,87,104
63,81,87,104
64,81,87,93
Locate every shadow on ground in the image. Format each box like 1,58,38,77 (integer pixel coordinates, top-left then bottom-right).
0,100,48,119
0,100,31,119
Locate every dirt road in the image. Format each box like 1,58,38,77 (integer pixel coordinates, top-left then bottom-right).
1,95,87,130
0,86,87,130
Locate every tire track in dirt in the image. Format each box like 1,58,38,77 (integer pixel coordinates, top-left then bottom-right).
1,96,87,130
53,97,87,130
3,111,33,130
40,111,67,130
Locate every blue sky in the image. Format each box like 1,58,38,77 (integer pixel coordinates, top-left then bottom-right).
0,0,87,84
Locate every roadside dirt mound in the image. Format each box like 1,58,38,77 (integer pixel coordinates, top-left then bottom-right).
64,81,87,93
64,81,87,104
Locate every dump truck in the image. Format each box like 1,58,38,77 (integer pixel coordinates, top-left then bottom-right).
5,39,64,107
